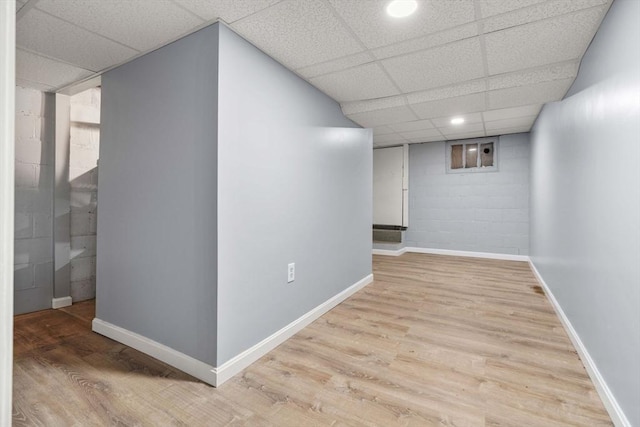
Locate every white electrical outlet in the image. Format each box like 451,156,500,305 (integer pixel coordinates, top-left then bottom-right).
287,263,295,283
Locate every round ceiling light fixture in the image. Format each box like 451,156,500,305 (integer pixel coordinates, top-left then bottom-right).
386,0,418,18
451,117,465,125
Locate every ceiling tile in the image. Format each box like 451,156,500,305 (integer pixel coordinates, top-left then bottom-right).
372,126,396,136
439,122,485,137
488,61,579,90
309,63,400,102
411,93,487,120
17,9,138,71
36,0,203,52
398,128,443,143
16,49,93,90
487,78,574,110
486,125,532,137
373,133,409,144
381,38,485,93
443,130,487,141
374,140,411,148
484,7,608,75
231,0,363,69
431,113,483,128
296,52,373,79
478,0,547,19
483,0,609,33
341,95,407,116
482,104,542,122
406,80,486,105
327,0,475,49
347,105,418,127
16,78,55,92
388,119,435,133
484,115,537,131
172,0,280,23
371,23,478,60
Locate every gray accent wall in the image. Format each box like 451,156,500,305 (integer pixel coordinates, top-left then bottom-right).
14,87,55,314
97,23,372,369
216,25,372,364
97,25,220,365
530,0,640,424
406,134,529,255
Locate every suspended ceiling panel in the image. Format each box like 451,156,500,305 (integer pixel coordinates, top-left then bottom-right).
15,0,612,144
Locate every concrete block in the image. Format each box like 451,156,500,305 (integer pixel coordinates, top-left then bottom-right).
14,115,40,140
70,257,94,281
15,163,36,188
69,167,97,190
70,191,97,213
15,212,32,239
33,213,53,238
14,238,52,265
475,208,502,222
14,264,34,291
70,235,96,258
70,147,99,170
34,164,54,187
70,278,96,302
34,261,53,289
504,235,529,249
15,138,43,165
502,209,528,223
70,213,92,236
15,87,43,116
70,106,100,124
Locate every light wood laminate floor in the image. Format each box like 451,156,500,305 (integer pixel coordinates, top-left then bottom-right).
13,253,612,426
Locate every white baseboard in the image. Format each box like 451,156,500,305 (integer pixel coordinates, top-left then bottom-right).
52,296,72,309
373,246,528,262
372,247,407,256
92,273,374,388
214,273,374,385
92,318,217,386
528,261,630,427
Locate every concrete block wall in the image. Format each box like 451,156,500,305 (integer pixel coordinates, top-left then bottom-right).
405,133,530,255
69,88,100,301
14,86,55,314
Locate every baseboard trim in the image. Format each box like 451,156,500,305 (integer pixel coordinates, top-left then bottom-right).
214,273,374,385
51,296,72,309
92,273,374,388
373,246,528,262
528,261,630,427
372,248,407,256
92,318,217,386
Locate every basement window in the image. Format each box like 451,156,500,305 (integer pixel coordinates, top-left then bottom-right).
447,138,497,173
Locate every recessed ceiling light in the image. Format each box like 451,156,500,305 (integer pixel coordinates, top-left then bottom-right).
386,0,418,18
451,117,465,125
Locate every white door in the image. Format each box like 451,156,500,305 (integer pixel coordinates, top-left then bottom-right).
373,146,404,226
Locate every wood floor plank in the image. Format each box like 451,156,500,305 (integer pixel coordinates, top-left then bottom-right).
13,253,612,426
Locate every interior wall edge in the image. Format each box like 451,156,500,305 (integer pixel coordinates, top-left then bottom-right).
0,1,15,424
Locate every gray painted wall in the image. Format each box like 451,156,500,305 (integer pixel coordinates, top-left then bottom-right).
405,134,529,255
97,25,219,365
97,23,372,368
216,25,372,364
69,88,100,302
14,87,55,314
530,0,640,424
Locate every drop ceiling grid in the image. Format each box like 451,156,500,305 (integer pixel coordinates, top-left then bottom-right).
34,0,205,52
17,7,139,72
170,0,282,23
231,0,365,70
16,48,93,90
